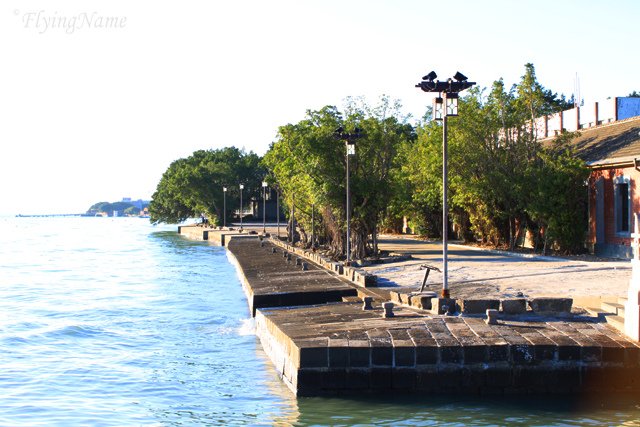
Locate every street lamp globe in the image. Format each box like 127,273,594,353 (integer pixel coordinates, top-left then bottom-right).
445,93,459,116
433,96,444,121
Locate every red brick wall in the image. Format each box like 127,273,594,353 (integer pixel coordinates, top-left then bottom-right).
588,167,640,250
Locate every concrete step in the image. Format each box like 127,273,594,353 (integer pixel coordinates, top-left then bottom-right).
601,301,625,317
584,306,616,320
606,315,625,334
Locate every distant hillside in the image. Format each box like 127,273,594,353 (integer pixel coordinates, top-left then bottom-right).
86,199,150,217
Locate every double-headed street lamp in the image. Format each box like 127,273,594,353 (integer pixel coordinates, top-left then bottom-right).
223,186,227,228
239,184,244,231
336,127,360,265
262,181,268,234
416,71,475,298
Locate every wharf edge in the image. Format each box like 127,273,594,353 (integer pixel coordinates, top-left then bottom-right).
179,225,640,397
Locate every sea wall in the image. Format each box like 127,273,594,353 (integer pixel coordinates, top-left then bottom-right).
179,227,640,397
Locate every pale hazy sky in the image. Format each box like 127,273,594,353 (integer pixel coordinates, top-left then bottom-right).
1,0,638,215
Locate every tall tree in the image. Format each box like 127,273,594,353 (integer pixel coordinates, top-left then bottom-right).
263,96,414,260
404,63,587,253
149,147,264,224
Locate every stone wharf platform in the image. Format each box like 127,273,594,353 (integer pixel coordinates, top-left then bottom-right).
178,225,640,397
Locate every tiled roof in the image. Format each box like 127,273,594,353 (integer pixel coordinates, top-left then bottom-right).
548,116,640,165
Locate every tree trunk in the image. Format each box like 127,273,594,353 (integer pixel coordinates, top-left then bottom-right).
508,216,515,251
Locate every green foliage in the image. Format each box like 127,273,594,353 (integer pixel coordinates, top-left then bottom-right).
263,96,415,259
526,137,589,253
403,63,587,253
149,147,264,224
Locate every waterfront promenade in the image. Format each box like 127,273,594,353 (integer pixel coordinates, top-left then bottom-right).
178,224,640,396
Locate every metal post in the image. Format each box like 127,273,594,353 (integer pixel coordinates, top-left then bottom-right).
276,191,280,238
346,146,351,265
311,202,315,248
415,71,475,300
223,188,227,228
239,184,243,231
442,115,449,298
262,184,266,234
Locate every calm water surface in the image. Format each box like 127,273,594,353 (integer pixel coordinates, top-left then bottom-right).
1,217,639,426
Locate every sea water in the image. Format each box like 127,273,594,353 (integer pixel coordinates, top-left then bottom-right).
1,216,639,426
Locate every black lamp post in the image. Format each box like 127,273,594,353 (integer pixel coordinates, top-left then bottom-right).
262,181,268,234
416,71,475,298
335,127,360,265
311,202,315,249
239,184,244,231
223,186,227,228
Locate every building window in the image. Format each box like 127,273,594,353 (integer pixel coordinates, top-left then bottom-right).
614,176,631,234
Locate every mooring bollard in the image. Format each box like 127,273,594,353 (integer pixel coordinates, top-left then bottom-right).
485,309,498,325
382,301,395,318
362,296,373,311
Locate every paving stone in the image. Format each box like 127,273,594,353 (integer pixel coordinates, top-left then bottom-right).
328,338,349,368
501,298,527,314
415,345,439,365
348,340,370,368
297,340,329,368
529,298,573,314
463,344,488,364
487,344,510,362
393,341,416,367
511,344,535,365
439,345,463,364
558,345,581,361
581,345,602,363
458,299,500,314
430,297,456,315
369,333,393,367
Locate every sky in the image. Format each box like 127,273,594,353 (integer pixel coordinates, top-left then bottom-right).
1,0,638,215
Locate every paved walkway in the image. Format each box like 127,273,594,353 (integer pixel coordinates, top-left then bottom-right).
365,235,631,300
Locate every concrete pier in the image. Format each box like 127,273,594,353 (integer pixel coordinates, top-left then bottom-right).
256,301,640,396
178,225,640,396
226,238,357,316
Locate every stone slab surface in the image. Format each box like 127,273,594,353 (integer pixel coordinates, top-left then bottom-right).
227,238,357,315
256,301,640,396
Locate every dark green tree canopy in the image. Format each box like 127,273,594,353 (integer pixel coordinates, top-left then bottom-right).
149,147,264,224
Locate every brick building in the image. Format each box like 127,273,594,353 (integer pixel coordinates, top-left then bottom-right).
558,116,640,258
